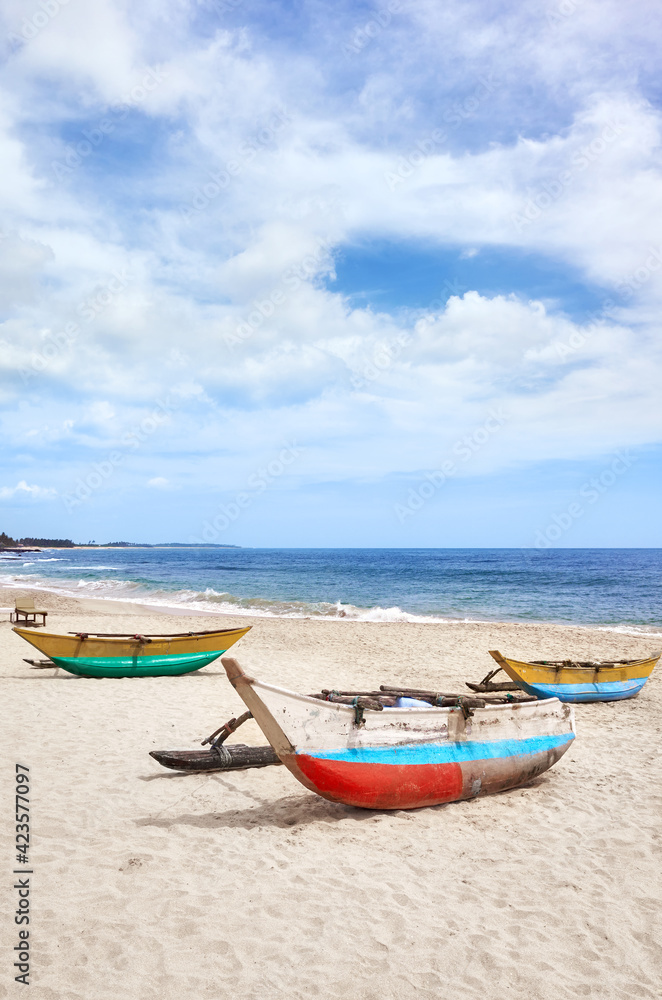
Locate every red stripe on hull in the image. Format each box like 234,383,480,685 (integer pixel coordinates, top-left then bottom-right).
293,755,464,809
287,745,569,810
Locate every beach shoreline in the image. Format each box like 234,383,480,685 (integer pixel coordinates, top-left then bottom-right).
2,581,662,637
3,548,661,639
2,588,660,999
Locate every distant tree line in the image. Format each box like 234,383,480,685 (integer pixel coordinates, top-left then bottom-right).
0,534,239,548
0,532,74,548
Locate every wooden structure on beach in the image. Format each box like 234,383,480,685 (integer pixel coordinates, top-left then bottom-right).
11,597,48,627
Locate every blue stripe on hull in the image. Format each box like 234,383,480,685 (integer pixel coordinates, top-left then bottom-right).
300,732,574,766
516,677,648,703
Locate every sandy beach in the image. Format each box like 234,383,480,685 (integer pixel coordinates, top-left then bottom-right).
1,587,660,1000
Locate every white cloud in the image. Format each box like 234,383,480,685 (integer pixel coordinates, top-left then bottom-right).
5,0,140,104
0,0,661,522
0,480,57,501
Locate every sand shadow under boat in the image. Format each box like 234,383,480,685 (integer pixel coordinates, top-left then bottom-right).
134,791,368,829
134,774,550,830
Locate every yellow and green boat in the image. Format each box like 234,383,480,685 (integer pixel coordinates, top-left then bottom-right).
13,625,251,678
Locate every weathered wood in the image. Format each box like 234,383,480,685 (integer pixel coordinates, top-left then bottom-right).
380,685,486,707
379,684,463,698
466,666,519,692
201,710,252,746
311,693,398,708
315,688,534,707
380,684,535,705
312,694,385,711
66,628,246,638
221,656,295,757
320,689,386,697
23,657,55,668
466,681,520,692
477,666,502,684
532,659,623,668
150,744,282,772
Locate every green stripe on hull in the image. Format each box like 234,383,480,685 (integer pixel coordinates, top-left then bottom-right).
50,649,227,678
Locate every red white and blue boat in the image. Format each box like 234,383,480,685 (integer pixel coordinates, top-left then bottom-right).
221,658,576,810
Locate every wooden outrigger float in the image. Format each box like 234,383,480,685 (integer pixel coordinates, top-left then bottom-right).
13,625,251,678
150,745,281,772
150,710,281,772
488,649,660,703
220,658,576,810
465,665,519,693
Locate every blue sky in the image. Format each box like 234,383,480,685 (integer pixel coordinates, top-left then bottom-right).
1,0,661,546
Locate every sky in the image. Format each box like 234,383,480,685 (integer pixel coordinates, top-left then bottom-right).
1,0,661,547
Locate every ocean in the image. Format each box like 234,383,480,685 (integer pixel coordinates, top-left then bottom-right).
1,547,660,633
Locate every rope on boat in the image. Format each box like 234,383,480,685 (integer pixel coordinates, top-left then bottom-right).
210,745,233,766
454,697,475,720
351,696,365,727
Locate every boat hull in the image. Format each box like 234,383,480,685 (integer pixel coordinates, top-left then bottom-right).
291,734,572,810
489,650,659,703
509,677,650,702
48,650,228,677
13,626,251,677
221,658,576,811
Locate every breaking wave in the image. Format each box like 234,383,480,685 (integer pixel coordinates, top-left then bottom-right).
1,549,661,632
0,571,462,622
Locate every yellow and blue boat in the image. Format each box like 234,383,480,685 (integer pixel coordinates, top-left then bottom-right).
13,625,251,678
488,649,660,703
